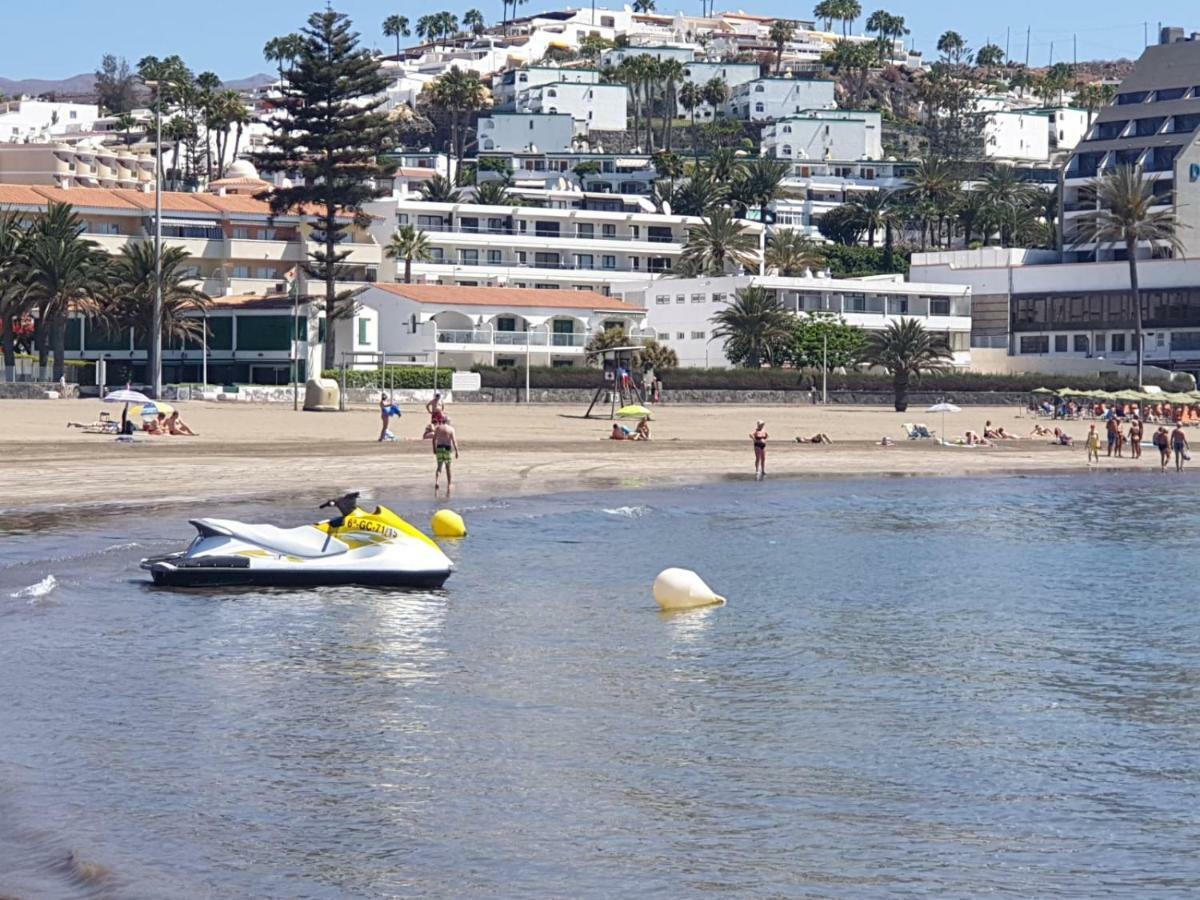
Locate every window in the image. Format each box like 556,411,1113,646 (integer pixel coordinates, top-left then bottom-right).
255,266,273,280
1116,90,1149,105
233,226,252,239
428,248,444,261
602,255,616,270
893,297,909,314
459,216,479,233
534,220,560,237
845,293,867,312
232,265,250,278
236,315,293,351
781,145,792,155
1156,87,1187,102
417,214,444,229
648,226,673,243
1020,335,1049,354
603,320,625,332
1054,335,1068,352
1111,333,1126,351
1095,334,1106,353
655,294,670,305
755,102,764,113
602,224,616,238
358,318,370,346
488,217,506,233
929,298,951,316
712,292,726,304
496,317,517,332
1095,120,1127,140
577,223,594,238
534,251,560,267
488,249,502,264
461,249,479,265
691,293,705,304
630,225,639,239
1172,331,1200,351
1074,334,1090,353
691,331,706,340
576,254,594,269
675,294,685,304
754,84,765,93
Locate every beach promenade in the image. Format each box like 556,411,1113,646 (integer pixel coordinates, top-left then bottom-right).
1,399,1179,513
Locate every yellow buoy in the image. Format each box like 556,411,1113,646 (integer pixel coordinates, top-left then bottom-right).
653,568,726,610
431,509,467,538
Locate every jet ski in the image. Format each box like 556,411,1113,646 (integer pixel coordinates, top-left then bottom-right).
141,493,454,588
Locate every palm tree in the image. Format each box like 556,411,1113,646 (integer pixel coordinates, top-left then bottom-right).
678,81,703,162
474,180,518,205
1073,165,1187,385
462,9,486,35
836,0,862,36
0,210,29,368
657,58,686,150
733,157,792,225
701,77,729,117
23,203,108,380
114,113,139,146
860,318,953,411
977,167,1036,246
108,243,210,348
903,157,958,248
633,0,656,10
769,20,796,74
385,225,432,283
864,10,908,63
419,174,459,202
383,15,411,56
263,34,304,85
813,0,837,31
765,229,825,275
634,339,678,373
682,209,760,275
847,189,896,248
710,286,794,367
425,67,490,171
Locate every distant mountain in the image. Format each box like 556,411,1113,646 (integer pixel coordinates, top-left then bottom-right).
0,72,276,101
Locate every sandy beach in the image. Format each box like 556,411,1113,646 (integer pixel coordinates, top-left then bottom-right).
1,397,1173,517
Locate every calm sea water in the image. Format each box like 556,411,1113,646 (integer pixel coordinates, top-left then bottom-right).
1,475,1198,899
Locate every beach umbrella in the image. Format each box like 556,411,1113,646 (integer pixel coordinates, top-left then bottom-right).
104,389,150,404
927,402,961,442
130,401,175,419
617,404,652,419
1030,387,1056,394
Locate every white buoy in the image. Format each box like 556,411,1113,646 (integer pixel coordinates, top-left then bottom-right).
653,568,726,611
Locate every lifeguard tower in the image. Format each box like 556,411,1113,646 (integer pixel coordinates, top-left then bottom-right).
584,346,646,419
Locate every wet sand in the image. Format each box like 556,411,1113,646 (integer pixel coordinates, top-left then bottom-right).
2,399,1160,514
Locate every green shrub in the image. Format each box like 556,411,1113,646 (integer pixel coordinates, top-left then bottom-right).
322,367,455,389
821,244,911,277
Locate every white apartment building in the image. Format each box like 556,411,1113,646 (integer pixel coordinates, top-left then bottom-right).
355,283,648,369
912,248,1200,378
366,197,765,293
515,82,628,133
1034,106,1091,152
729,78,836,121
0,141,155,189
494,66,601,108
983,111,1051,162
477,112,576,153
474,151,657,195
772,159,917,239
600,45,696,69
762,110,883,162
680,61,760,120
0,100,101,142
617,274,972,368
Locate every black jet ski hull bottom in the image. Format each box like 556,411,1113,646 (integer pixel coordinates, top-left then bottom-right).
148,564,450,589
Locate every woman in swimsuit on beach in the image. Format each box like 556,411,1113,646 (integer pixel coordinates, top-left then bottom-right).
750,420,768,480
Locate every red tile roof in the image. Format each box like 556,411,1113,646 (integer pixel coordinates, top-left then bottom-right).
369,283,644,311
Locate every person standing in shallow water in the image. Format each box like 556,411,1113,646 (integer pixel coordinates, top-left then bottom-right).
1085,424,1101,465
1170,423,1188,473
750,420,768,480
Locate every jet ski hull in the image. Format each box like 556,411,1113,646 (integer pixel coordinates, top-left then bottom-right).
141,504,454,590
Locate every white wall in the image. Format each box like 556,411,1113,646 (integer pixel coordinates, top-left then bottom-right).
766,112,882,161
730,79,836,121
984,112,1050,161
520,83,627,133
477,113,576,152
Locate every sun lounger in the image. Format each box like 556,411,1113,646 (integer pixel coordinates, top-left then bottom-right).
902,423,936,440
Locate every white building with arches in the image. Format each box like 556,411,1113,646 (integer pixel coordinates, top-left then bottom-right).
353,283,649,369
477,112,576,153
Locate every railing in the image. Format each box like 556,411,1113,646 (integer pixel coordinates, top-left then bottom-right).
426,258,664,274
410,222,682,242
437,329,588,348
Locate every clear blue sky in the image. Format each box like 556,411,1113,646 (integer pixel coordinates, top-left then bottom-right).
2,0,1195,80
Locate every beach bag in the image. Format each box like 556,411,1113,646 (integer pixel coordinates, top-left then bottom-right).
1185,450,1193,462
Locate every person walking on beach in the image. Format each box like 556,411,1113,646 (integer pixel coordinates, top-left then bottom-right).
433,417,459,495
1085,424,1101,465
1105,417,1119,458
378,393,401,442
750,420,768,480
426,392,445,424
1153,426,1171,472
1170,423,1188,472
1129,417,1143,460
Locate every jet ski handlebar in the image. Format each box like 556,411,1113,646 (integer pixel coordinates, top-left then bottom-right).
319,492,361,517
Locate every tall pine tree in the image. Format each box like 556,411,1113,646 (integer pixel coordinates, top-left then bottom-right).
252,10,394,370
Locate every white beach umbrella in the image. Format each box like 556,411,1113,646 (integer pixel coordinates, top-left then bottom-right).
104,389,151,404
927,402,961,442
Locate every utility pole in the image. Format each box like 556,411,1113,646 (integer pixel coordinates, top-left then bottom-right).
1073,33,1077,67
1005,26,1011,63
1025,27,1031,68
1049,41,1054,66
1144,21,1148,47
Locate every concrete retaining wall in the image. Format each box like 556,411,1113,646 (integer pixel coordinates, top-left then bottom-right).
455,388,1029,406
0,382,80,399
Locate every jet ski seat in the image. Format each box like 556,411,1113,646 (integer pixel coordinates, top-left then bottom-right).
191,519,350,558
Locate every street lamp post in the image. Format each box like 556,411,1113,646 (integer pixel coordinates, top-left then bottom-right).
201,306,208,391
143,81,165,399
704,334,720,368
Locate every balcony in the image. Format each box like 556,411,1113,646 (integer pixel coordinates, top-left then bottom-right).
412,222,682,247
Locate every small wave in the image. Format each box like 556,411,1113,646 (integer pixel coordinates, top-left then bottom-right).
603,506,650,519
101,541,143,553
10,575,57,603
